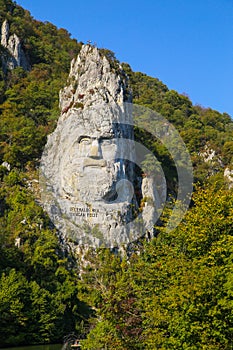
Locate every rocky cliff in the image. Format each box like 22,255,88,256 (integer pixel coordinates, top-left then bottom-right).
40,45,163,248
0,19,30,71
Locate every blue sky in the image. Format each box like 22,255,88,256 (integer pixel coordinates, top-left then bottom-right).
17,0,233,117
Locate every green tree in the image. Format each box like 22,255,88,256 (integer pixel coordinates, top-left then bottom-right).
0,269,29,346
80,186,233,349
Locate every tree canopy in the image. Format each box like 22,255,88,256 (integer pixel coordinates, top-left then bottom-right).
0,0,232,347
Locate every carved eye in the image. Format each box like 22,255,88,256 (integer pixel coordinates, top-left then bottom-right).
101,138,113,146
79,137,91,145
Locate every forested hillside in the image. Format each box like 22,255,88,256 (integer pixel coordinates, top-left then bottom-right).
0,0,232,348
80,187,233,349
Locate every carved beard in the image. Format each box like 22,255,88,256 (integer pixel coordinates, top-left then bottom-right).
60,159,119,203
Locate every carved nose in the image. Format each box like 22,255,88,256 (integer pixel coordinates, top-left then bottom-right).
89,139,101,158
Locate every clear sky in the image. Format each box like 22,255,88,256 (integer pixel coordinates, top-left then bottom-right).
16,0,233,117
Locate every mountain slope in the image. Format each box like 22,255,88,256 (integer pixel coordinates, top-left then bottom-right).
0,0,232,347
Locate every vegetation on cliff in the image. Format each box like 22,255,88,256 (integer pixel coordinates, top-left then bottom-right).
0,0,232,347
80,187,233,349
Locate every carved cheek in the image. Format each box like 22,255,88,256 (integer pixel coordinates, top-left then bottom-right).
101,143,117,161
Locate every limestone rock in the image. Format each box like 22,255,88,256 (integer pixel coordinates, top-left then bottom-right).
40,45,161,248
199,144,223,166
224,167,233,189
1,161,10,171
1,19,9,47
59,45,130,115
141,176,166,234
0,19,30,71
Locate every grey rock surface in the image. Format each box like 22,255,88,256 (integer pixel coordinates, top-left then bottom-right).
224,167,233,189
40,45,162,248
1,19,9,47
0,19,30,71
1,161,11,171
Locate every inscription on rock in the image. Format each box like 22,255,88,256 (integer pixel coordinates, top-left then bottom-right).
70,207,100,218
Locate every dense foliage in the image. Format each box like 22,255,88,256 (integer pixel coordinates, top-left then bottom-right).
0,0,232,348
0,0,81,169
80,187,233,349
122,63,233,185
0,170,90,346
0,0,86,346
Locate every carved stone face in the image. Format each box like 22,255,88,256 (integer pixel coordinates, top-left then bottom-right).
39,45,169,248
60,128,121,203
40,104,139,247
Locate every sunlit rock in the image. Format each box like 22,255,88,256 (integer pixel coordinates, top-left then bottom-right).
40,45,164,248
0,19,30,71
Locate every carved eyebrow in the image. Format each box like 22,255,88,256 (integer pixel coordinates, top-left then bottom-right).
77,135,114,143
77,135,92,143
99,135,114,141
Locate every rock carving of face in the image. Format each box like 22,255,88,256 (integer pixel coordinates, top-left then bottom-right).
60,127,126,203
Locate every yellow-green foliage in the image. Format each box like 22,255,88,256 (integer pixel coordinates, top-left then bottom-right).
0,0,232,347
80,186,233,349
